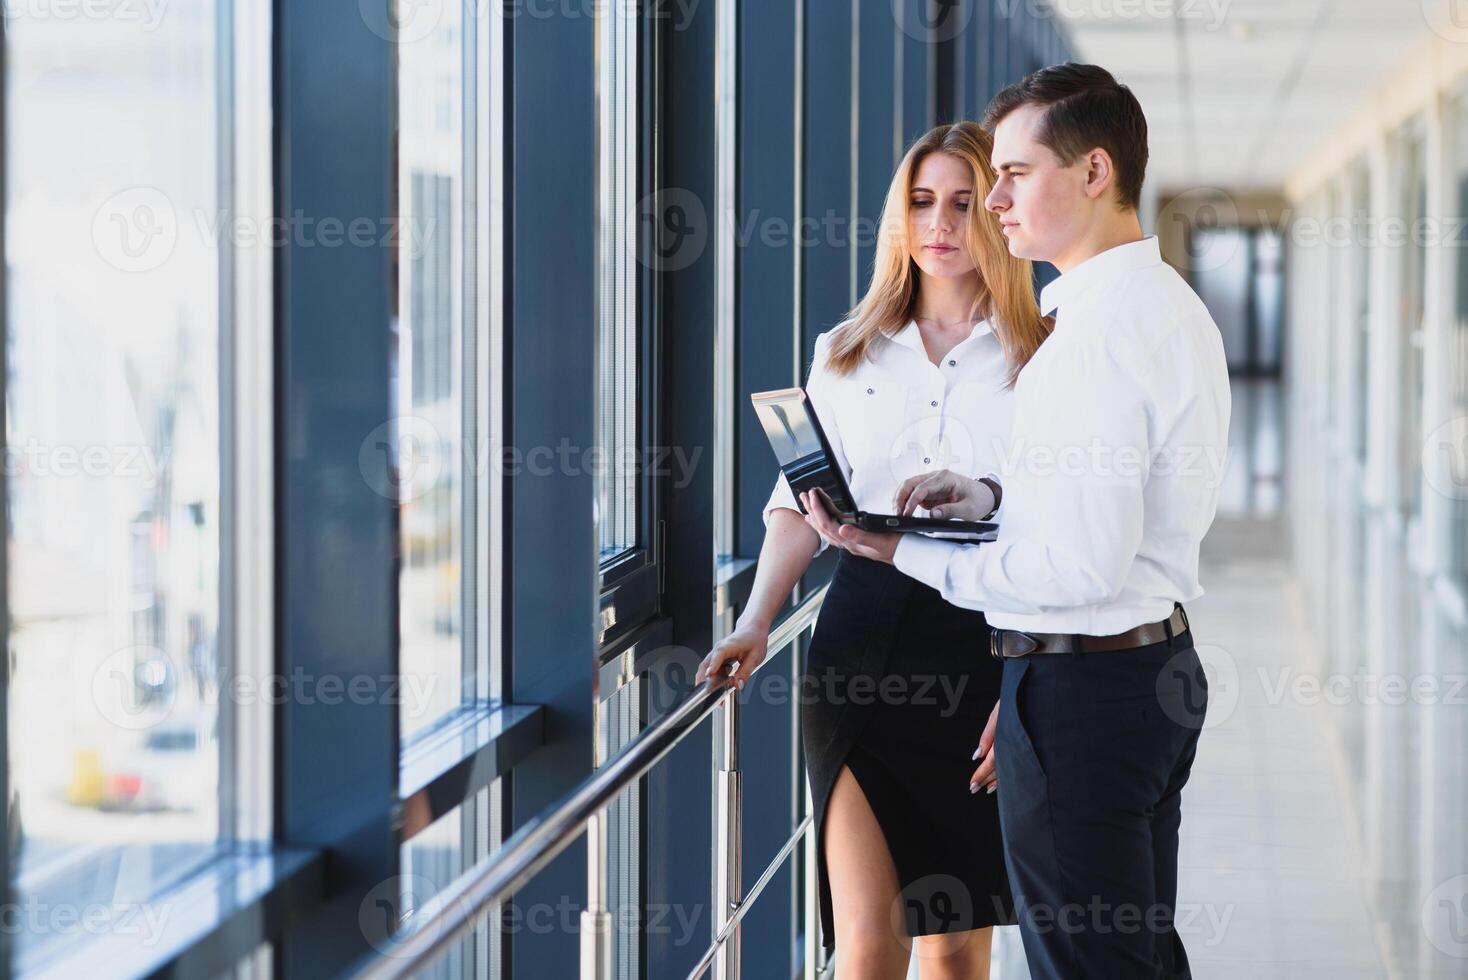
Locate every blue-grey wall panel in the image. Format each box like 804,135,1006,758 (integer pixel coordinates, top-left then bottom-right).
274,3,398,974
648,0,719,975
736,0,801,561
901,0,933,146
857,0,899,299
505,7,599,979
972,1,994,101
802,0,857,362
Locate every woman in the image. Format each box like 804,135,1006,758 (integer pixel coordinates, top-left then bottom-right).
694,122,1050,979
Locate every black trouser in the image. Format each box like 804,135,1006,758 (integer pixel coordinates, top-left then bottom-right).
994,628,1207,980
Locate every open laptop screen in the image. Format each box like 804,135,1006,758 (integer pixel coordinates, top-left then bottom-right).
750,387,858,515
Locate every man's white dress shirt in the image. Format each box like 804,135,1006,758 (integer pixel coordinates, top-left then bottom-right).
763,318,1015,556
892,236,1231,635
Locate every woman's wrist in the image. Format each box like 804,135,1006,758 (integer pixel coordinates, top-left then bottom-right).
734,610,773,635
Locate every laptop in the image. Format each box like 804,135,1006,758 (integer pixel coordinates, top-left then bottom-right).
751,387,998,542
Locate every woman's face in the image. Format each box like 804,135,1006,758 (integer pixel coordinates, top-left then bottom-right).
906,152,979,282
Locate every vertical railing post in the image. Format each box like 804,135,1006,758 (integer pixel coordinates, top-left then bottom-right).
581,810,613,980
713,693,743,980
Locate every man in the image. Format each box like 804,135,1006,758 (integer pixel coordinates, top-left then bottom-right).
800,63,1230,979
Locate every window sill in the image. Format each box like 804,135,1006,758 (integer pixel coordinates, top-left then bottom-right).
21,844,325,980
398,700,546,839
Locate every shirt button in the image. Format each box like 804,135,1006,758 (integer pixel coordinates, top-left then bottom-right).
924,457,931,464
930,400,938,407
866,387,874,394
948,359,956,366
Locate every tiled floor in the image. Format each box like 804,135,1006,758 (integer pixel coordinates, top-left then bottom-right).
982,380,1468,979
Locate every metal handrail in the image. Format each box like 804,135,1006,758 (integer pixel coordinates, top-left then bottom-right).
356,584,828,980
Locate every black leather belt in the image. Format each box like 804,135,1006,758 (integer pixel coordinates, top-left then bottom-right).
989,605,1190,659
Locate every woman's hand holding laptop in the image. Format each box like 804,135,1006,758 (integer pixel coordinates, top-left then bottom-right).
799,489,900,564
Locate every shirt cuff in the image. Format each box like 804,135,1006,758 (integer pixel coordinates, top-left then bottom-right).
978,472,1002,521
892,533,958,594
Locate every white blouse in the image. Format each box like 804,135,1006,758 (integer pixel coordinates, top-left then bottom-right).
763,318,1017,556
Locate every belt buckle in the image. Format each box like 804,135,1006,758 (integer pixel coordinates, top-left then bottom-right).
991,629,1040,659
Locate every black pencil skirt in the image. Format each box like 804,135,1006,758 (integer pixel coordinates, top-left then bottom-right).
803,551,1016,954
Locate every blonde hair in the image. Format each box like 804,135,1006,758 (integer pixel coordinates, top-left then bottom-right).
824,121,1051,386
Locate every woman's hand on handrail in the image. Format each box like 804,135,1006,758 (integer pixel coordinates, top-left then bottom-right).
695,622,770,691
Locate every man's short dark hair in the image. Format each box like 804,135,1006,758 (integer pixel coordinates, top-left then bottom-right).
982,63,1149,212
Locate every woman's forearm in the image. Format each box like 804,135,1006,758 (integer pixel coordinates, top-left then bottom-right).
736,508,822,632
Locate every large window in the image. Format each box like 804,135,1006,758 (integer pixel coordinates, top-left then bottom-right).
393,0,483,742
595,3,651,976
597,0,642,566
388,4,500,976
595,0,658,649
3,0,270,963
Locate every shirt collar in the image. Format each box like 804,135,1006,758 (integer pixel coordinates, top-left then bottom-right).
1038,235,1163,317
889,317,994,355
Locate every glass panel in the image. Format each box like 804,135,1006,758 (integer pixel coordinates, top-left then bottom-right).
394,0,470,741
599,678,641,979
1398,123,1427,521
597,0,639,562
1251,229,1284,374
1326,178,1348,432
1451,99,1468,585
4,3,227,957
1192,227,1251,371
1351,159,1372,462
375,789,491,980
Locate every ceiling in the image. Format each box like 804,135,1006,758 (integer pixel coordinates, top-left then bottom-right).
1050,0,1432,192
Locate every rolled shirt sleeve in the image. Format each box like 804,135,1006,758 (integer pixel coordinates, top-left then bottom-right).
763,470,829,556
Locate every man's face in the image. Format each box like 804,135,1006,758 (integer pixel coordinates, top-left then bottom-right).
984,103,1093,267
